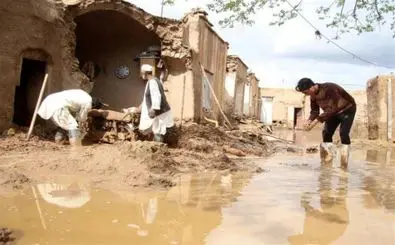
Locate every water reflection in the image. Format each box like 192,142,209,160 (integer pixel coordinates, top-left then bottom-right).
36,183,91,208
362,167,395,212
0,172,253,245
288,168,349,245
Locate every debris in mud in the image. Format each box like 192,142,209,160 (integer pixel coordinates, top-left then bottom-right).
0,228,15,244
255,167,266,173
185,138,214,153
211,154,239,171
306,146,318,153
0,122,273,191
147,152,181,174
0,171,32,190
279,162,312,169
146,175,176,188
223,146,246,157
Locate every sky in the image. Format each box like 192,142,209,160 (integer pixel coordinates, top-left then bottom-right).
128,0,394,91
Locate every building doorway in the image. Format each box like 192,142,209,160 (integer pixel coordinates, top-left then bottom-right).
293,107,303,129
13,59,47,126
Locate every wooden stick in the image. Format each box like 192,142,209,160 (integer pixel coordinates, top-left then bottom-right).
199,64,232,129
260,132,295,144
26,73,49,140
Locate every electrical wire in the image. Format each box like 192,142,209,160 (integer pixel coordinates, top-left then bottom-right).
284,0,394,69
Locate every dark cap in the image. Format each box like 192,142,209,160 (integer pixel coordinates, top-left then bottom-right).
295,78,315,92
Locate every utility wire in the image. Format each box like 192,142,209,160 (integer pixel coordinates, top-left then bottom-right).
284,0,394,69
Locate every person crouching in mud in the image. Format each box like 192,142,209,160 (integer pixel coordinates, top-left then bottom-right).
135,64,175,143
37,89,103,146
295,78,356,168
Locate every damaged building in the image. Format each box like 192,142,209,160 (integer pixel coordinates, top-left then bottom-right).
260,88,306,129
0,0,228,131
243,72,260,118
366,75,395,141
224,55,248,117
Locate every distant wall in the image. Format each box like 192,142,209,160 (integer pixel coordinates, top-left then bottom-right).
260,88,305,123
366,75,395,140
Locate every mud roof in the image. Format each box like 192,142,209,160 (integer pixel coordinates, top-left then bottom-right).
247,72,260,82
227,55,249,71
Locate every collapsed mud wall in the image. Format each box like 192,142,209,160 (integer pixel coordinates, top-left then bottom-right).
0,0,229,130
247,72,259,118
366,75,395,140
184,9,228,122
0,0,78,130
67,1,210,122
225,56,248,117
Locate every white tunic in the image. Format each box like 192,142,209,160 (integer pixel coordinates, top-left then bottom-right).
38,89,92,130
139,79,174,135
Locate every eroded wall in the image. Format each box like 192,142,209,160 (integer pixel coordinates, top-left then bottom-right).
75,10,161,110
367,75,395,140
163,58,194,121
260,88,305,123
224,72,236,115
197,15,228,121
0,0,68,130
249,74,260,118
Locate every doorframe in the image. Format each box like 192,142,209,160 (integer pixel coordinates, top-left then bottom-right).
13,49,53,125
16,49,53,92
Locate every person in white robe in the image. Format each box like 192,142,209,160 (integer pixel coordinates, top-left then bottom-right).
37,89,102,146
134,64,174,143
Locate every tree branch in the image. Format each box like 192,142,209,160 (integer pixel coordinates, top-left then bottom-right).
374,0,382,20
352,0,358,19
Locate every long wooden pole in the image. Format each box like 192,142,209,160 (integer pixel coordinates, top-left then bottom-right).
199,64,232,129
26,73,49,140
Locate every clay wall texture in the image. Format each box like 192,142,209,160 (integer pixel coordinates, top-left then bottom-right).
198,18,228,121
224,56,248,117
0,0,72,129
366,75,395,140
247,73,260,118
260,88,305,123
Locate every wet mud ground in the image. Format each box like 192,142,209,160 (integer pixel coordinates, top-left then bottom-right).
0,127,395,244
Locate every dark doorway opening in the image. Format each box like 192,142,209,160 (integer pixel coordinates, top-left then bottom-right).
293,107,303,129
13,59,47,126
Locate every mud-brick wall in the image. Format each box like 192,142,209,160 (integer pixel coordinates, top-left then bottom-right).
163,58,195,122
249,75,260,118
366,75,395,140
168,13,202,122
224,72,237,115
260,88,305,122
198,17,228,121
224,57,248,117
234,60,248,116
0,0,67,130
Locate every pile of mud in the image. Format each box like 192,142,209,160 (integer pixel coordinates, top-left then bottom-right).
0,123,272,193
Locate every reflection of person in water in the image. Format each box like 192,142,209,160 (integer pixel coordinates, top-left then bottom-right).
288,168,349,245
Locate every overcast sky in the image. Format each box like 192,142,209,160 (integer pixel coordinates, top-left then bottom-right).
128,0,394,91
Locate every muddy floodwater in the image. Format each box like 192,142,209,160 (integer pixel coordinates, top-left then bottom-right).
1,130,395,245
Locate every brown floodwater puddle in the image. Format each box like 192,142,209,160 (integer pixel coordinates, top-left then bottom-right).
1,130,395,245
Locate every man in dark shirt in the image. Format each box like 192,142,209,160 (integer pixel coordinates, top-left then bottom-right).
295,78,357,168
